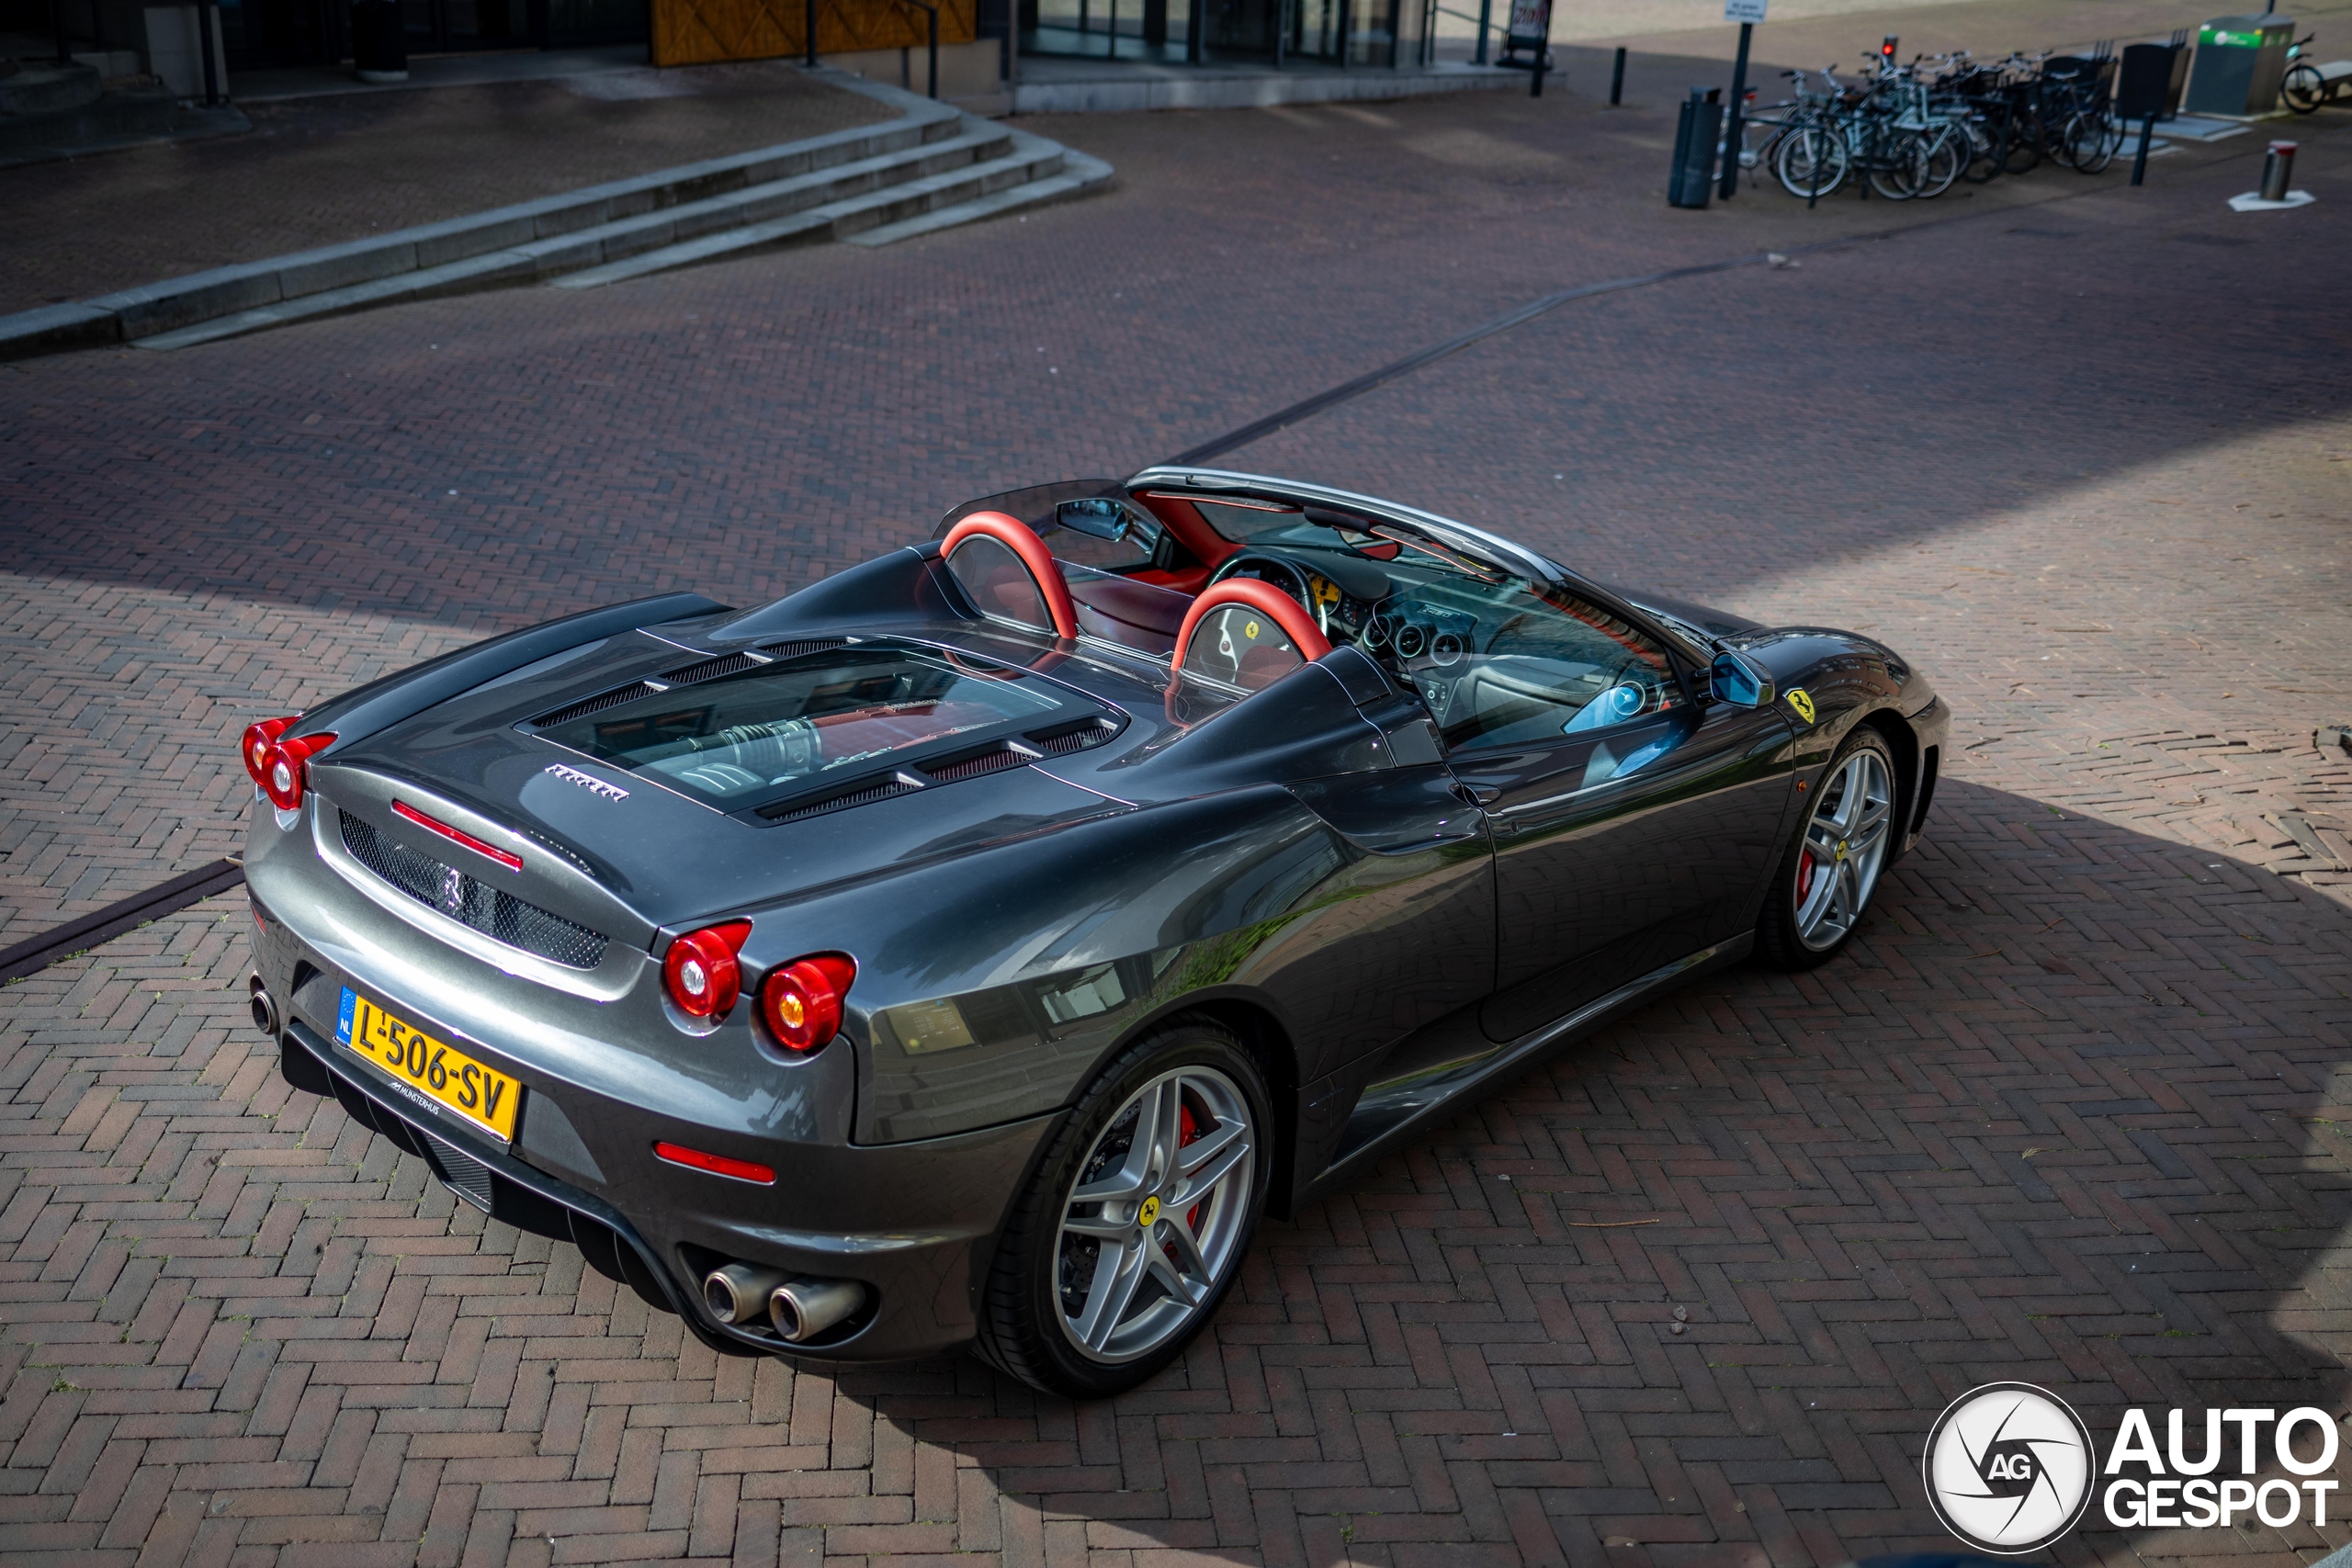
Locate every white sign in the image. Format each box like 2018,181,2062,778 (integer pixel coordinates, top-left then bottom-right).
1506,0,1549,39
1724,0,1767,22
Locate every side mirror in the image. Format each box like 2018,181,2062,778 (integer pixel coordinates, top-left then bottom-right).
1055,497,1132,543
1710,650,1775,708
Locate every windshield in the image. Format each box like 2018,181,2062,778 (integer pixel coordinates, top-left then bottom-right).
533,645,1085,809
1187,512,1683,751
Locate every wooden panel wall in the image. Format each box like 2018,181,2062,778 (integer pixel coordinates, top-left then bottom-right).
652,0,975,66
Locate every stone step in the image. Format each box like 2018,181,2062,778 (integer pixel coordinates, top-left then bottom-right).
847,142,1114,247
551,133,1070,288
134,124,1030,347
0,96,962,359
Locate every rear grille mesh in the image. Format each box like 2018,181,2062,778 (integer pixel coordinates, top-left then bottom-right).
532,682,660,729
759,777,920,824
340,810,609,969
662,651,762,684
922,746,1031,784
758,638,847,662
1031,717,1120,755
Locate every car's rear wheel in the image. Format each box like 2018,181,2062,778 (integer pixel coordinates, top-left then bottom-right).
1755,728,1897,970
974,1020,1270,1397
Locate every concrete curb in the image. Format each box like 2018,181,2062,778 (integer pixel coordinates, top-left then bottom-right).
0,96,959,361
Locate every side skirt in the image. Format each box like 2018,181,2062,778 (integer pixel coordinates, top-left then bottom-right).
1294,932,1752,1210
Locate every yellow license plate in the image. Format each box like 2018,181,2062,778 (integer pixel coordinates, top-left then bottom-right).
337,987,523,1143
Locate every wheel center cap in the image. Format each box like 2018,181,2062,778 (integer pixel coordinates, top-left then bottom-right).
1836,839,1848,861
1137,1196,1160,1228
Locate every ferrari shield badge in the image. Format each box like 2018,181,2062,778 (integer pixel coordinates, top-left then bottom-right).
1786,688,1817,725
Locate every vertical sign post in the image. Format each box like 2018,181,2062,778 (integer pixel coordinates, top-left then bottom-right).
1500,0,1554,92
1718,0,1763,196
1501,0,1554,92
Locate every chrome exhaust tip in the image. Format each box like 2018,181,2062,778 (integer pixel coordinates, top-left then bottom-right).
769,1278,865,1343
703,1262,790,1325
248,975,279,1038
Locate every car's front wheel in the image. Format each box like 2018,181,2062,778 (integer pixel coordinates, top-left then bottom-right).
1755,728,1898,969
974,1019,1269,1397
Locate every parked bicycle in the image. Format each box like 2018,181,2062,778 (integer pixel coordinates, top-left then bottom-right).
2282,33,2351,112
1738,47,2124,204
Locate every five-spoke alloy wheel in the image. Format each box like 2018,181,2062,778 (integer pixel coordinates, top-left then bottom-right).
1757,728,1899,969
977,1020,1270,1397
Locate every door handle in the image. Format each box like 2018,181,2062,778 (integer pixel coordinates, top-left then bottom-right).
1452,782,1501,808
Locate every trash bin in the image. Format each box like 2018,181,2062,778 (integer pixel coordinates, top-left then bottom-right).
2117,40,2178,120
1668,87,1722,208
2185,14,2293,114
350,0,407,82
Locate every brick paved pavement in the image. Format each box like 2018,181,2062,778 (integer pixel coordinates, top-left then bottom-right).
2,83,2350,1568
0,63,887,316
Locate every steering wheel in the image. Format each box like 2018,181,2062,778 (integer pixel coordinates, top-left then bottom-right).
1206,551,1321,629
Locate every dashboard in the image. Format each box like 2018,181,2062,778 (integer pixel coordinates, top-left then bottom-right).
1204,547,1679,742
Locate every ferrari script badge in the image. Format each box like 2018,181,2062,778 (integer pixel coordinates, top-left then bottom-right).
543,762,628,801
1786,688,1817,725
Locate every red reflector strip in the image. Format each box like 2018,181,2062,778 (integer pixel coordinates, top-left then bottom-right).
654,1141,775,1185
391,800,524,872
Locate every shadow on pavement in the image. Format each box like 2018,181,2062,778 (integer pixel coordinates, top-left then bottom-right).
810,777,2350,1566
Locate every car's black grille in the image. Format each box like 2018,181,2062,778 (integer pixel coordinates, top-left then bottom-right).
758,776,921,824
340,810,609,969
1029,716,1121,755
922,744,1032,784
532,682,662,729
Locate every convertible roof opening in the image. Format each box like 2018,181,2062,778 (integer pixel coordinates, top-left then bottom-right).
530,643,1115,820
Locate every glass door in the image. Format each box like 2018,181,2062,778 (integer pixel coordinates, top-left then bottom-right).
403,0,532,51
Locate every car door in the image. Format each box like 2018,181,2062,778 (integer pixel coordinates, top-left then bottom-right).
1419,591,1796,1043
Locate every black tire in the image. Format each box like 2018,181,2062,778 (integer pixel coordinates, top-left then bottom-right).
2002,108,2044,174
2283,62,2324,113
1754,728,1899,970
972,1018,1272,1398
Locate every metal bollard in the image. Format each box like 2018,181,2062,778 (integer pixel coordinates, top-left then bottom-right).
2259,140,2297,201
1668,87,1722,207
1611,45,1627,104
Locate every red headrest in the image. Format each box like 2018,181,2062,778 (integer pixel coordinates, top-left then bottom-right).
942,512,1080,640
1171,578,1332,679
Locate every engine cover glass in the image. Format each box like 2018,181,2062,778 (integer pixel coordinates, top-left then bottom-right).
533,645,1083,809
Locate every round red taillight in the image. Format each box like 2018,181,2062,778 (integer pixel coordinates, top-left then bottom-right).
761,953,855,1053
664,921,752,1019
260,732,336,812
242,716,295,785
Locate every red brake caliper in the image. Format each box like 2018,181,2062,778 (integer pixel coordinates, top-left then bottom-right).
1178,1103,1204,1233
1796,852,1815,901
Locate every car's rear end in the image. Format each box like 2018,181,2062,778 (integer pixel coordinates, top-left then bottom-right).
242,600,1146,1361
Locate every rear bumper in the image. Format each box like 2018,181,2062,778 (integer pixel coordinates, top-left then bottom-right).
258,939,1054,1365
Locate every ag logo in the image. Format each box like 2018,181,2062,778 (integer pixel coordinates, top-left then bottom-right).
1924,1382,2096,1555
1785,687,1816,725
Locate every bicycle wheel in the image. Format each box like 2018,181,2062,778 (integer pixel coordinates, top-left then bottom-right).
1959,113,2002,182
2283,62,2324,112
1916,122,1967,196
1866,130,1928,198
2001,107,2043,173
2063,110,2118,172
1774,124,1849,197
